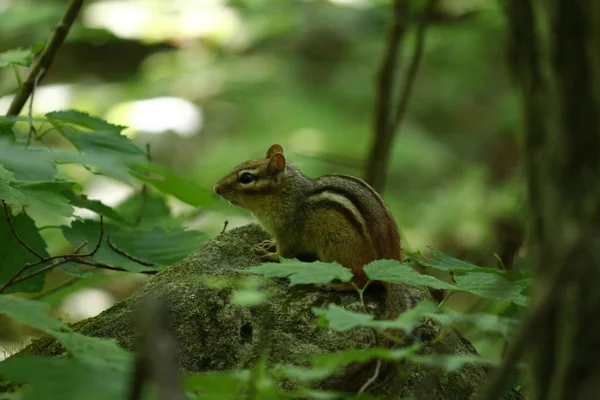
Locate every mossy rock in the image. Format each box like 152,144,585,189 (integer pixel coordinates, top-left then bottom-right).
9,224,521,399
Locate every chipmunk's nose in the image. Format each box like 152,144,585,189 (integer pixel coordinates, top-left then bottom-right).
213,185,222,196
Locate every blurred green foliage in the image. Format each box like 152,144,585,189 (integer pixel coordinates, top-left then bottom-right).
1,0,524,252
0,0,529,397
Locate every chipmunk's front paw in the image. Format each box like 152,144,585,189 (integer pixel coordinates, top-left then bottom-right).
256,239,277,253
253,240,280,262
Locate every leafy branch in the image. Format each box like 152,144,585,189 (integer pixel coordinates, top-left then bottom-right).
4,0,85,124
0,201,157,294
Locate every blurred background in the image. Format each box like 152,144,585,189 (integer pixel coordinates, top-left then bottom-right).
0,0,524,358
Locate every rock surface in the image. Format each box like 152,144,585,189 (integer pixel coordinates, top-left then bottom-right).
18,224,521,399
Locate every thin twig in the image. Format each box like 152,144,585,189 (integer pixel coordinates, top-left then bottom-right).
25,68,45,148
134,143,152,227
107,237,156,267
0,240,88,294
77,259,158,275
5,0,85,120
0,208,95,290
4,259,71,289
31,277,80,300
221,221,229,234
364,0,435,194
79,214,104,257
365,0,407,193
357,359,382,396
73,240,88,253
2,201,44,260
391,0,435,131
354,283,384,395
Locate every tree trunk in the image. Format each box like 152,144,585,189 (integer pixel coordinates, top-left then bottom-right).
506,0,600,398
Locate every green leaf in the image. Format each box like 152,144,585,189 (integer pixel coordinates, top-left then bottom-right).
184,370,250,397
364,260,456,291
313,301,438,333
0,138,57,181
62,219,207,273
230,288,271,307
374,300,439,331
454,273,530,306
0,210,51,294
51,331,133,372
0,136,131,183
46,110,143,157
409,249,531,279
425,309,519,339
244,258,354,285
58,262,95,278
312,304,375,331
0,46,39,68
230,278,272,307
309,345,422,371
409,249,498,273
114,191,172,228
271,365,334,383
365,260,530,306
0,296,67,333
408,354,500,372
0,356,128,400
130,162,214,207
0,177,79,217
61,190,125,223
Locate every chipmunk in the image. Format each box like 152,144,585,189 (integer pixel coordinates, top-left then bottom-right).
213,144,402,292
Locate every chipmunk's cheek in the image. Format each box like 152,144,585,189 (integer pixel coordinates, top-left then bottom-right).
225,194,242,207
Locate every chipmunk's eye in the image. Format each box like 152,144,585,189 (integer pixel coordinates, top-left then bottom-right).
239,172,256,184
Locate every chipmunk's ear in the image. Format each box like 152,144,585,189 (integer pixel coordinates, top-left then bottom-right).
266,144,284,158
267,152,286,177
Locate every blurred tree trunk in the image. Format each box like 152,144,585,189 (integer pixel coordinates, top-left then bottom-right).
505,0,600,399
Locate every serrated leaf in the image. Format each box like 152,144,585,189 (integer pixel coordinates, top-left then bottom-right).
409,249,531,279
0,179,79,217
114,191,172,228
0,137,131,183
0,296,67,333
47,110,143,157
130,162,214,207
61,190,125,223
51,331,133,372
0,356,128,400
313,301,438,333
425,309,519,339
47,110,128,133
408,354,500,372
62,219,207,273
454,273,530,306
0,210,51,294
0,139,57,181
244,258,353,285
364,260,455,290
410,249,498,273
